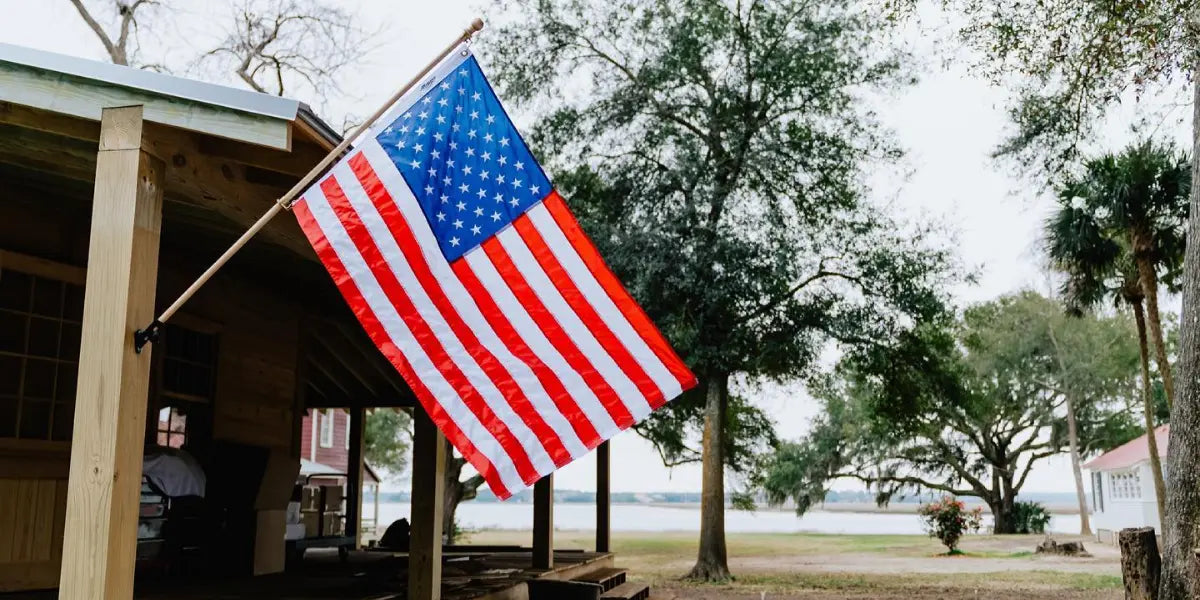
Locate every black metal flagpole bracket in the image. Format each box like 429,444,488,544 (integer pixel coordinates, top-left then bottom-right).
134,320,163,354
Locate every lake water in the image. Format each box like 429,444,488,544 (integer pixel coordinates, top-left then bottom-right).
367,502,1083,535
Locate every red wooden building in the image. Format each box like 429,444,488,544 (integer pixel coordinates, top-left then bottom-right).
299,408,379,486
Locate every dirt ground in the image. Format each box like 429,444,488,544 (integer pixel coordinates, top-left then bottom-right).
470,530,1122,600
648,585,1121,599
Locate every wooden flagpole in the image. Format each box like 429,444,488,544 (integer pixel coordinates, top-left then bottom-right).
135,18,485,352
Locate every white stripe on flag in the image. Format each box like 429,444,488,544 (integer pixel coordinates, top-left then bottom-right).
361,140,622,442
525,203,685,401
495,226,654,421
303,180,527,493
462,249,623,439
325,165,555,478
332,157,588,464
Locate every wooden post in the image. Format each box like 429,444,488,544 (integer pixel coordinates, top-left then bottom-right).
373,482,380,539
347,407,366,549
533,473,554,569
410,407,445,600
58,105,163,600
1119,527,1161,600
596,441,611,553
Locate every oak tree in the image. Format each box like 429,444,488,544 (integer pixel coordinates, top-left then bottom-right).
491,0,957,580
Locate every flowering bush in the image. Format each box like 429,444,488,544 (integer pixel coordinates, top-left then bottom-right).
917,495,984,553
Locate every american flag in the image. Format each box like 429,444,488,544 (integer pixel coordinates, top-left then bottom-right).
293,49,696,498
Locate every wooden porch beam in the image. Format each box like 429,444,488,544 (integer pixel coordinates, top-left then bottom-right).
59,105,164,600
596,441,611,553
304,353,358,403
410,407,446,600
308,327,381,399
0,63,292,149
347,407,366,549
0,102,314,259
533,473,554,570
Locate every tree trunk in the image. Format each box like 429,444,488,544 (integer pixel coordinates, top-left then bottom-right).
1120,527,1162,600
1047,322,1092,536
686,373,731,581
991,500,1016,534
440,439,483,544
1064,392,1093,536
1160,67,1200,600
1135,249,1175,412
1133,301,1168,531
994,488,1019,533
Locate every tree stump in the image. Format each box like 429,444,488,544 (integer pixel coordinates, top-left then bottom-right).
1118,527,1160,600
1035,537,1092,557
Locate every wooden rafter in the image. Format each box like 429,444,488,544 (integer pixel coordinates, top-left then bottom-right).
324,318,413,402
305,342,374,403
0,102,316,259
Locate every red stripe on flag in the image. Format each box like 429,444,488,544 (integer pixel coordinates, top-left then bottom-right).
293,196,512,498
318,175,541,485
512,215,664,409
480,237,636,430
542,193,698,399
345,154,574,468
450,259,604,451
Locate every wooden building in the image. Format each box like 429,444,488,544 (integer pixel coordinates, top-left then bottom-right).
0,43,624,599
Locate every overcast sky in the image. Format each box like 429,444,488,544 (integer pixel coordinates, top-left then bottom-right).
0,0,1190,495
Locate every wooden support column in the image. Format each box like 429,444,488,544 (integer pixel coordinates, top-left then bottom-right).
596,441,611,553
347,407,366,549
533,473,554,569
410,407,446,600
59,105,163,600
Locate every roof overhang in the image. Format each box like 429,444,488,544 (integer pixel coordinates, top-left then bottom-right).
0,42,328,151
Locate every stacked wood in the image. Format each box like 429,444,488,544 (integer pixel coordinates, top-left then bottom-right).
1118,527,1161,600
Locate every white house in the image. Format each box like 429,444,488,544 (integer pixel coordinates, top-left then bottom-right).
1083,424,1169,544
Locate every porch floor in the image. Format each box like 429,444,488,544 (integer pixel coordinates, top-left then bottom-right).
3,549,613,600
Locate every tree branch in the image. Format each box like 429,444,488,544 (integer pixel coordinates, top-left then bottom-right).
842,471,975,498
68,0,123,64
734,268,864,326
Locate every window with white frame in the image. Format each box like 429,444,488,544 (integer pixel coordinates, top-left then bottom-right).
345,411,350,449
1110,470,1142,500
1092,471,1104,512
319,409,334,448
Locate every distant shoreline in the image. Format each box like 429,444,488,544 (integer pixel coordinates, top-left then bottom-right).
372,499,1083,517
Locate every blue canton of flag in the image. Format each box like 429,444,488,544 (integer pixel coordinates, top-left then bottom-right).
375,57,552,262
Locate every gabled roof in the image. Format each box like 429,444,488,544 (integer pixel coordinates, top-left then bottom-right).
299,459,380,484
0,42,338,150
1083,425,1169,471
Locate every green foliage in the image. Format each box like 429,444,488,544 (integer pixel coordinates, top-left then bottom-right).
448,518,475,544
1011,501,1052,535
762,292,1144,529
908,0,1197,178
364,409,410,481
1046,140,1190,310
917,495,983,552
491,0,958,479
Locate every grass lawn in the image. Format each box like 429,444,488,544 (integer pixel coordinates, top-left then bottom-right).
467,530,1123,599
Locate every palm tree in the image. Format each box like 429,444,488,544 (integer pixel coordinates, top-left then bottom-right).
1069,142,1190,411
1044,152,1184,529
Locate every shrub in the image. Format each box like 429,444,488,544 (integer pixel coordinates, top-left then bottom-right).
918,495,984,553
1012,501,1052,534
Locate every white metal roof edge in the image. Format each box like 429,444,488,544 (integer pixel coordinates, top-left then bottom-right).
0,42,300,122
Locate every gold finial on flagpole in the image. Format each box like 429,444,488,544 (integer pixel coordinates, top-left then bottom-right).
467,18,486,38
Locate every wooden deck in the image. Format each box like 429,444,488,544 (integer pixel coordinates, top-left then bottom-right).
1,549,614,600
